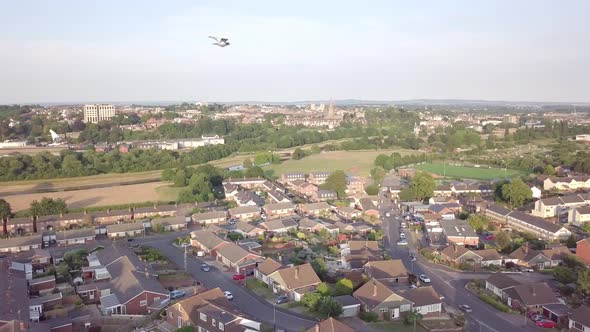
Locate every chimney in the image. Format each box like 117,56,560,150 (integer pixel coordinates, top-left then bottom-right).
315,324,320,332
107,208,111,214
372,281,377,297
453,244,457,253
295,267,299,279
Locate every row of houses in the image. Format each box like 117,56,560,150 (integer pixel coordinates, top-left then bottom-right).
544,176,590,191
532,193,590,219
485,204,572,241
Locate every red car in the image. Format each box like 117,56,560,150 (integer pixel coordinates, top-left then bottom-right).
536,320,557,328
232,274,245,281
485,235,495,240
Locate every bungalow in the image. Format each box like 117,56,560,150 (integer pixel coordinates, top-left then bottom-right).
215,242,263,274
229,206,261,221
569,205,590,226
192,211,227,225
485,274,522,299
313,190,338,202
350,222,374,235
262,180,285,193
190,230,227,257
0,235,42,253
263,202,296,218
337,206,362,219
439,245,502,266
299,218,323,233
255,257,283,286
299,202,333,216
353,278,413,320
508,244,571,269
106,222,144,238
363,260,408,283
542,303,570,328
234,221,265,238
569,305,590,332
576,238,590,265
133,204,177,219
308,172,331,186
29,275,56,293
505,282,558,312
150,216,188,231
260,218,298,234
343,240,382,269
306,318,354,332
55,228,96,246
397,286,443,317
268,263,321,301
439,219,479,247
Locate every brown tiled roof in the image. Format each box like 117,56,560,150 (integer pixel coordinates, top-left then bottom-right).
541,245,571,260
271,263,321,291
264,202,296,212
570,305,590,327
364,260,408,280
353,278,394,309
216,242,253,264
256,258,282,276
260,218,298,231
191,230,227,250
56,228,95,241
486,204,511,217
439,245,471,260
106,222,143,233
300,202,332,211
509,282,558,306
348,240,380,252
192,211,226,222
399,286,442,307
306,318,354,332
229,206,260,215
576,206,590,215
475,249,502,261
0,235,41,250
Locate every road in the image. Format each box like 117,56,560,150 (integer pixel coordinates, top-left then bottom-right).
378,195,541,332
133,233,317,332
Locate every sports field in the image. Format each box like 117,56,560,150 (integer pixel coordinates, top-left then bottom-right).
266,149,413,177
415,162,524,180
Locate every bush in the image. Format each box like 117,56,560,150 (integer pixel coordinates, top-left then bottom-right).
478,293,511,313
360,311,379,322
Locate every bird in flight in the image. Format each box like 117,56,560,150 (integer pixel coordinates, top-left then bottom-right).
209,36,230,47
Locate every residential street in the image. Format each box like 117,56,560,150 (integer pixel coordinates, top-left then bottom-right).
134,234,318,332
379,199,542,332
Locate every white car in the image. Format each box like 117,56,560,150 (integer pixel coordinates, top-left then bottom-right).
397,239,408,246
419,274,431,283
399,233,406,239
224,291,234,300
459,304,472,312
385,212,391,217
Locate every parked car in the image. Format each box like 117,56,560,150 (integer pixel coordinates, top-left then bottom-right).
170,290,186,299
535,320,556,328
224,291,234,300
200,263,211,272
419,274,431,283
385,212,391,217
400,233,406,239
485,235,495,241
528,313,544,322
233,274,246,281
458,305,472,312
127,238,133,242
397,239,408,246
275,295,289,304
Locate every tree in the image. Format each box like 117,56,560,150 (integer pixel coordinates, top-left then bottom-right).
321,170,347,199
410,172,435,200
365,184,379,195
398,188,415,201
317,297,343,318
242,158,253,169
292,148,306,160
245,166,264,178
370,167,387,184
553,266,576,284
301,292,321,310
578,269,590,296
566,235,577,248
584,222,590,233
30,197,67,217
501,179,532,207
311,257,328,280
495,231,511,250
316,282,331,296
152,223,165,233
173,170,187,187
334,278,354,295
405,310,423,332
0,199,11,234
467,214,489,233
175,327,194,332
544,164,555,175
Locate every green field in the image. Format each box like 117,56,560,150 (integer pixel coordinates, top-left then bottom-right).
416,162,524,180
265,149,413,177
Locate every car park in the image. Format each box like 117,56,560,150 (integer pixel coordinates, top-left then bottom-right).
170,290,186,299
459,304,472,312
224,291,234,300
419,274,431,283
200,263,211,272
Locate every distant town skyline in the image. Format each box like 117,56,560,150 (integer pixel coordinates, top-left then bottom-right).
1,0,589,104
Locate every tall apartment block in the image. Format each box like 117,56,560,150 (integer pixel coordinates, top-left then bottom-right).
83,104,116,123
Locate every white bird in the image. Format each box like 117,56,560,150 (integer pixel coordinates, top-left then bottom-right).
209,36,230,47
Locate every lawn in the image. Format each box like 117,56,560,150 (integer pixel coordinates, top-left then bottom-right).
416,162,524,180
265,149,413,177
245,279,275,299
156,185,184,201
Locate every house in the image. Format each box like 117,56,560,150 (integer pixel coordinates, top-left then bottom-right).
224,177,266,189
29,275,56,293
291,180,319,197
398,286,443,317
92,208,133,225
300,202,333,217
343,240,382,269
281,172,306,183
193,211,227,225
333,295,362,318
476,249,503,266
235,191,265,207
576,238,590,264
262,180,284,193
308,172,331,186
337,206,362,219
439,219,479,247
0,260,31,323
531,186,542,199
267,263,321,301
268,190,291,204
505,211,572,241
229,206,261,221
364,260,408,283
0,235,42,253
234,222,265,238
29,292,63,317
166,287,261,332
6,216,35,234
263,202,296,218
150,216,188,231
313,190,338,202
215,242,263,274
505,282,558,311
55,228,96,246
569,206,590,226
106,222,144,238
358,198,379,218
305,317,354,332
259,218,298,234
569,305,590,332
298,218,325,233
223,183,239,200
485,204,512,222
532,194,589,219
190,230,227,257
485,274,521,299
544,176,590,191
542,303,570,328
439,245,480,265
92,245,169,315
508,244,571,269
346,176,364,195
255,257,282,286
353,279,414,321
133,204,178,219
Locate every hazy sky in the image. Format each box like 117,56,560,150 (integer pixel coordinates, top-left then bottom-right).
1,0,589,103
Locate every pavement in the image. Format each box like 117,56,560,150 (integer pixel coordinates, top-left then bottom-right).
132,233,318,332
378,195,543,332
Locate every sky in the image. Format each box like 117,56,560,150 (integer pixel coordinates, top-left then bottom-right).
1,0,589,104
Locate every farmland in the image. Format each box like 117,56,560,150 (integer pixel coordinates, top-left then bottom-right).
416,162,524,180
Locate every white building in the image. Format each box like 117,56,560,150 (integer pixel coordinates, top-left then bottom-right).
531,186,542,199
83,104,116,123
